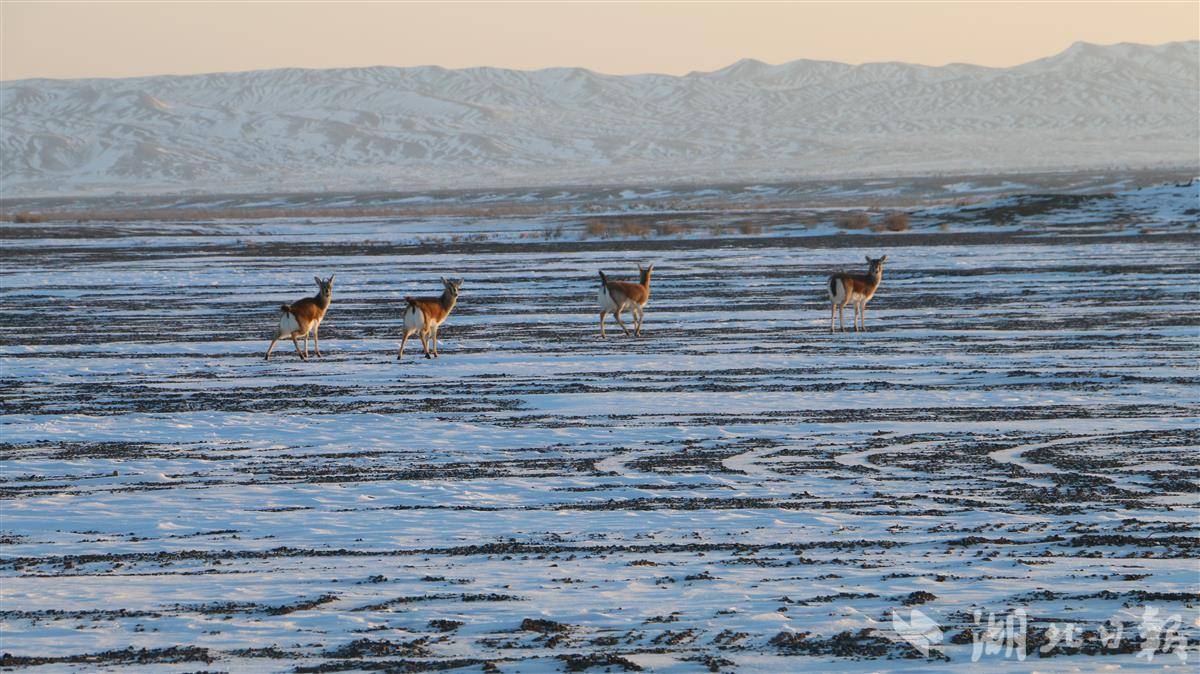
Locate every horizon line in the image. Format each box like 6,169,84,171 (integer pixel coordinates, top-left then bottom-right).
3,39,1195,86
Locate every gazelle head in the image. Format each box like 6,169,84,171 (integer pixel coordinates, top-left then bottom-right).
638,263,654,286
865,256,887,278
314,275,335,298
441,277,463,300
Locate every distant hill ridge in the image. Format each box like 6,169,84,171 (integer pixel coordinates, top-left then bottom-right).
2,41,1196,196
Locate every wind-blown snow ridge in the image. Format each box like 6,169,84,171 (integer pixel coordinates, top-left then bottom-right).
2,41,1197,196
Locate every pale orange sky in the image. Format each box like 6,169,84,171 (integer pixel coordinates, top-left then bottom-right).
2,1,1197,81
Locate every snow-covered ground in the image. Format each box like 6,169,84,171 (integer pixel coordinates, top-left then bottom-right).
1,185,1198,672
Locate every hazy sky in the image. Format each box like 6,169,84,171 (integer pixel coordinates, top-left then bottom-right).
3,1,1197,81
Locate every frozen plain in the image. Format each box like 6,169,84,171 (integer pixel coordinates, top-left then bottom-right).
1,181,1198,672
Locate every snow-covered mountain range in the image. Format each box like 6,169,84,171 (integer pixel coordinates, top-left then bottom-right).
2,41,1196,197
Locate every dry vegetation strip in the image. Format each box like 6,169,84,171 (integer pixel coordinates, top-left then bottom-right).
835,211,910,232
3,197,935,226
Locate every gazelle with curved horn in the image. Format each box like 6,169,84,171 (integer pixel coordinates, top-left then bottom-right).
598,263,653,338
399,277,463,360
828,255,886,333
266,275,334,360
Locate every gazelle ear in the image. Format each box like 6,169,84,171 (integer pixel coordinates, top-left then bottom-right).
327,275,335,285
314,276,322,286
441,276,448,286
865,255,871,263
879,255,887,263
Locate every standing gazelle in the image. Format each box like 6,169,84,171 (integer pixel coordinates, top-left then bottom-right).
828,255,887,333
399,277,463,360
598,264,653,338
266,275,334,360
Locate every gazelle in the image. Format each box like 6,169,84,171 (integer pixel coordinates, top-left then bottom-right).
399,277,463,360
266,275,334,360
598,263,653,338
828,255,887,333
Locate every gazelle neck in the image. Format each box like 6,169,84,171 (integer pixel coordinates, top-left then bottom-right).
865,269,883,292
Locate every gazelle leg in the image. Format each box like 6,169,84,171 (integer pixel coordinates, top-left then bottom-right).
860,303,867,332
431,325,439,358
399,331,410,360
613,309,631,337
303,333,310,357
419,331,431,359
838,304,845,332
830,303,836,333
634,307,644,336
313,325,322,358
266,337,279,360
292,336,306,360
599,311,607,338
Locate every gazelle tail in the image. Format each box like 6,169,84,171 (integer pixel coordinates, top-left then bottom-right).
829,276,852,304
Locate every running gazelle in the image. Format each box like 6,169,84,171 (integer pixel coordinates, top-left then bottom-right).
598,264,653,338
266,275,334,360
828,255,887,333
399,277,463,360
